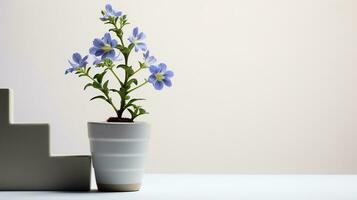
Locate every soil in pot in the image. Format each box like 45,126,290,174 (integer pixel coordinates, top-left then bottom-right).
106,117,133,123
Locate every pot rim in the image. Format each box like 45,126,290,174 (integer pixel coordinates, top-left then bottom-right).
87,121,148,125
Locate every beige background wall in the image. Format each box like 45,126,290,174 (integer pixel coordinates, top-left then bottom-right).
0,0,356,173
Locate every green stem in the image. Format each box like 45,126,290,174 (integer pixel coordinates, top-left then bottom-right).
112,22,125,46
83,72,118,116
109,19,135,118
107,99,119,117
132,66,147,76
109,68,123,86
119,36,125,47
127,80,149,94
83,72,95,82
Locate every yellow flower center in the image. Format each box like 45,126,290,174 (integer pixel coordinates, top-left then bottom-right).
102,44,112,52
155,73,164,81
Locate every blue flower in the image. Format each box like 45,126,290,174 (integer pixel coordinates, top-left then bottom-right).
143,51,157,67
128,27,147,52
65,53,88,74
93,52,123,65
89,33,118,60
148,63,174,90
100,4,122,21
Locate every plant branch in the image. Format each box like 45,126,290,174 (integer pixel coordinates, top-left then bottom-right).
82,70,119,115
108,68,123,86
132,66,147,77
127,80,148,94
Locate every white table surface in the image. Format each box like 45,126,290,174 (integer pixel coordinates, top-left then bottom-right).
0,174,356,200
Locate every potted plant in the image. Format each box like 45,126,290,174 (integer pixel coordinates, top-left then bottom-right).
64,4,174,192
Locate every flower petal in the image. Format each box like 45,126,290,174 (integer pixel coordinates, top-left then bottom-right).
68,60,77,68
93,58,102,65
106,50,116,59
114,11,122,17
144,51,149,59
72,53,81,64
154,81,164,90
93,38,105,48
128,36,134,44
133,27,139,37
105,4,113,13
82,55,89,62
95,49,104,56
102,51,109,59
100,16,108,21
103,33,111,44
148,74,156,83
149,65,160,74
147,56,157,64
65,68,71,74
158,63,167,72
137,32,145,40
89,47,99,55
164,70,174,78
137,43,147,52
80,61,88,68
112,53,123,62
110,39,118,47
163,78,172,87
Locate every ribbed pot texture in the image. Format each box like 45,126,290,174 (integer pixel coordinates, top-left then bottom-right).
88,122,150,192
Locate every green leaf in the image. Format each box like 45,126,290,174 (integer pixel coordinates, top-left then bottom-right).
126,67,135,77
92,82,101,89
116,64,127,69
109,89,119,93
117,29,123,36
127,78,138,86
112,88,126,101
124,98,145,109
139,61,147,68
130,106,149,120
128,43,135,50
93,74,100,80
90,95,107,102
83,83,93,90
103,80,109,90
94,71,106,83
139,108,146,114
128,109,135,118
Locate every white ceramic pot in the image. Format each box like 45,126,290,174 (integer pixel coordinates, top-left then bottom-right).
88,122,150,192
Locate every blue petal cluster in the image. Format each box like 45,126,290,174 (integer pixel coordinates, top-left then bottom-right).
65,53,88,74
66,4,175,91
89,33,119,63
128,27,147,52
148,63,174,90
100,4,122,21
143,51,157,67
93,53,122,65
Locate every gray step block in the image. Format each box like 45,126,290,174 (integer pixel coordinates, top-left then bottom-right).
0,89,91,191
